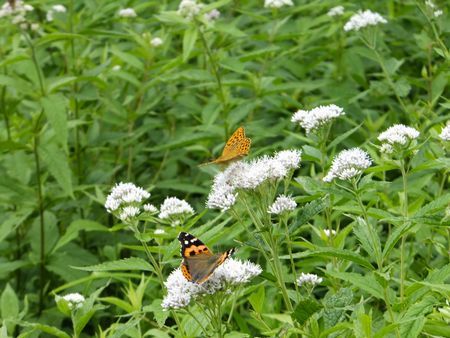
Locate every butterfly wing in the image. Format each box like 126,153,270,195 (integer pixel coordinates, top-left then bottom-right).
212,127,251,164
178,232,235,284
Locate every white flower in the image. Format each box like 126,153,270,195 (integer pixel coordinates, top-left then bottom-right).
112,65,121,71
440,123,450,141
378,124,420,147
143,203,158,213
343,10,387,32
105,182,150,213
207,150,302,211
268,195,297,214
434,9,443,17
264,0,293,9
119,206,140,221
204,9,220,21
323,148,372,182
30,22,39,31
323,229,337,237
274,149,302,171
297,273,323,287
0,0,33,18
159,197,195,220
151,37,163,47
118,8,137,18
206,183,237,211
177,0,203,20
55,293,85,310
162,258,261,309
291,104,345,133
327,5,344,17
154,229,166,235
52,4,66,12
380,143,394,154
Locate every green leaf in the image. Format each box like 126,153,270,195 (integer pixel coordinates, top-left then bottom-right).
41,94,68,153
287,247,374,270
382,222,415,260
291,299,322,325
327,123,362,150
53,220,108,253
399,296,436,338
143,299,169,328
352,217,382,265
183,27,198,62
326,271,384,299
72,257,154,272
19,322,70,338
39,143,73,198
289,197,328,232
322,288,353,329
1,284,19,325
248,285,265,313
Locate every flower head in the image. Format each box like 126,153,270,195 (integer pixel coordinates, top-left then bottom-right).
0,0,33,23
162,258,261,310
440,123,450,141
327,5,344,17
151,37,163,47
323,148,372,182
204,9,220,22
378,124,420,148
323,229,337,237
291,104,345,133
343,10,387,32
177,0,203,20
159,197,194,222
105,182,150,223
207,150,301,211
268,195,297,215
154,229,166,235
264,0,293,9
297,273,323,287
55,293,85,310
118,8,137,18
143,203,158,213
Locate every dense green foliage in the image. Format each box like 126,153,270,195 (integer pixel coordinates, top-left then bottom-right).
0,0,449,337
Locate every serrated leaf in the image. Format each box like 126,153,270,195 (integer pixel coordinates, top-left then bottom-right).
41,94,68,152
72,257,154,272
248,285,265,313
1,283,19,322
327,123,362,150
39,143,73,198
382,222,415,260
289,197,328,232
292,299,322,325
353,217,382,265
399,296,436,338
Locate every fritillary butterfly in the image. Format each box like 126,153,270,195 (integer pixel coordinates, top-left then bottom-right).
202,127,251,165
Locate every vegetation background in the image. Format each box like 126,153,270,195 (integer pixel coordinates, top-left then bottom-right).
0,0,449,337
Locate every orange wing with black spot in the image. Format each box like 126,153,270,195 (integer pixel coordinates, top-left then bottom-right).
202,127,251,166
178,232,235,284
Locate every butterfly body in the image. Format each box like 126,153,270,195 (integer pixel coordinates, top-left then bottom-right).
178,232,235,284
202,127,251,165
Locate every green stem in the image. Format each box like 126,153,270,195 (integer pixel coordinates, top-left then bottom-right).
399,160,409,302
33,134,45,314
195,20,229,137
282,215,299,299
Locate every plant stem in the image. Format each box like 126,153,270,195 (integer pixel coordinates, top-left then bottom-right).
399,159,409,301
282,216,299,299
195,20,229,137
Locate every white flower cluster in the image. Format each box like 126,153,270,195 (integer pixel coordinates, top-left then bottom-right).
343,10,387,32
0,0,35,29
104,182,150,222
159,197,195,221
264,0,293,9
162,258,262,309
151,37,163,47
206,150,302,211
297,273,323,287
143,203,158,213
177,0,203,20
268,195,297,215
327,5,344,17
440,123,450,141
291,104,345,134
323,148,372,182
118,8,137,18
378,124,420,154
55,293,85,310
46,4,66,21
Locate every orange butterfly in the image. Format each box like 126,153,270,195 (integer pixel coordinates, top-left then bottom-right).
202,127,251,165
